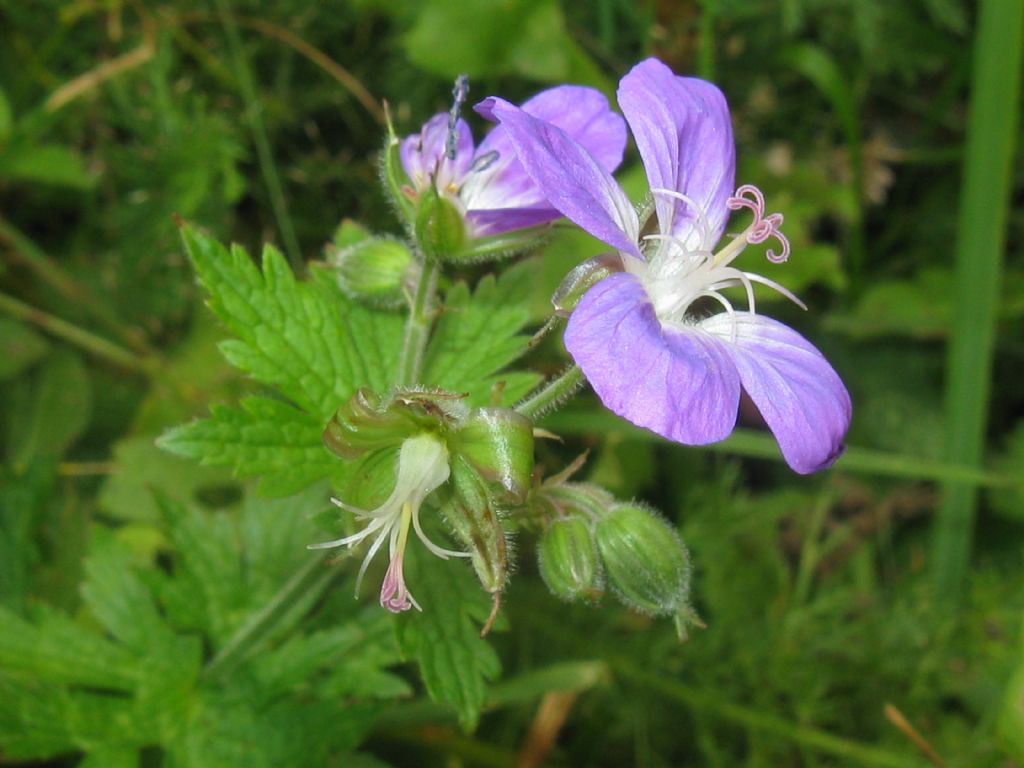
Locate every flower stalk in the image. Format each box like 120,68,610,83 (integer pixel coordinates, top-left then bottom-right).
515,365,585,420
396,255,438,386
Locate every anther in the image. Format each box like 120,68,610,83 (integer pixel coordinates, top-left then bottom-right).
446,74,470,160
470,150,500,173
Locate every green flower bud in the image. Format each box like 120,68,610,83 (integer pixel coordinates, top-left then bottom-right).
552,253,622,316
594,503,691,616
331,218,372,249
415,186,467,260
328,234,414,308
538,517,603,602
449,408,534,504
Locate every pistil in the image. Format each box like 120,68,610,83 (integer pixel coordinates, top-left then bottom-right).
380,502,421,612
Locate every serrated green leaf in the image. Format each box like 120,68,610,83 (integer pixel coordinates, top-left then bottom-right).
395,547,501,730
180,226,402,420
170,687,380,768
130,308,242,433
0,318,49,381
423,260,541,406
238,486,330,601
255,609,408,699
0,605,139,690
403,0,609,90
133,632,202,745
156,495,246,647
157,488,334,664
80,534,170,652
157,398,336,496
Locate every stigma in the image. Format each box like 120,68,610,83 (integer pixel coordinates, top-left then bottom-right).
626,184,804,329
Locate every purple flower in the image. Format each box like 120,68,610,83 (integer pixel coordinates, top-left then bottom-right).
478,58,851,474
400,86,627,238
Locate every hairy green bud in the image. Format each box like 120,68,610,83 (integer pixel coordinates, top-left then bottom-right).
327,233,414,308
538,517,603,602
415,186,467,259
450,407,534,503
594,503,691,616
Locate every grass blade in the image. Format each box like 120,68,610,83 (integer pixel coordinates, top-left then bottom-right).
930,0,1024,599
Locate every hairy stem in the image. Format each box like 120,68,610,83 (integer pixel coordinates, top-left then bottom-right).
515,365,585,420
397,258,438,386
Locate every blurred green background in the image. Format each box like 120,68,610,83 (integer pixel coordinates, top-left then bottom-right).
2,0,1023,765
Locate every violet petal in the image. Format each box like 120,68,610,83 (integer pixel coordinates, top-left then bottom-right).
467,86,626,213
466,207,562,237
565,272,741,443
617,58,735,249
700,312,851,474
476,97,641,257
400,114,475,192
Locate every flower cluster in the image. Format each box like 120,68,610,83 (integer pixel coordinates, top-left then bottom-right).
321,59,851,615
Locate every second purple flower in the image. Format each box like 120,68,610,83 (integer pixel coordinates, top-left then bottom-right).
400,85,627,240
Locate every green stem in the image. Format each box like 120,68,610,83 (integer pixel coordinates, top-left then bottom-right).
931,0,1023,601
612,660,923,768
397,258,438,386
0,215,150,353
203,553,335,680
0,291,155,375
515,365,585,420
213,0,303,270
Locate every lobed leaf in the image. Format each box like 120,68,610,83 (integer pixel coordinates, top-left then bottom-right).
180,226,402,421
157,398,335,496
395,546,502,730
423,259,541,406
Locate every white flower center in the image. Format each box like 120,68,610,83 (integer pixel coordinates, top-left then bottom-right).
625,186,803,331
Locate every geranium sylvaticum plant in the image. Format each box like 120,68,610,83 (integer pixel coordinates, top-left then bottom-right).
160,58,851,723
